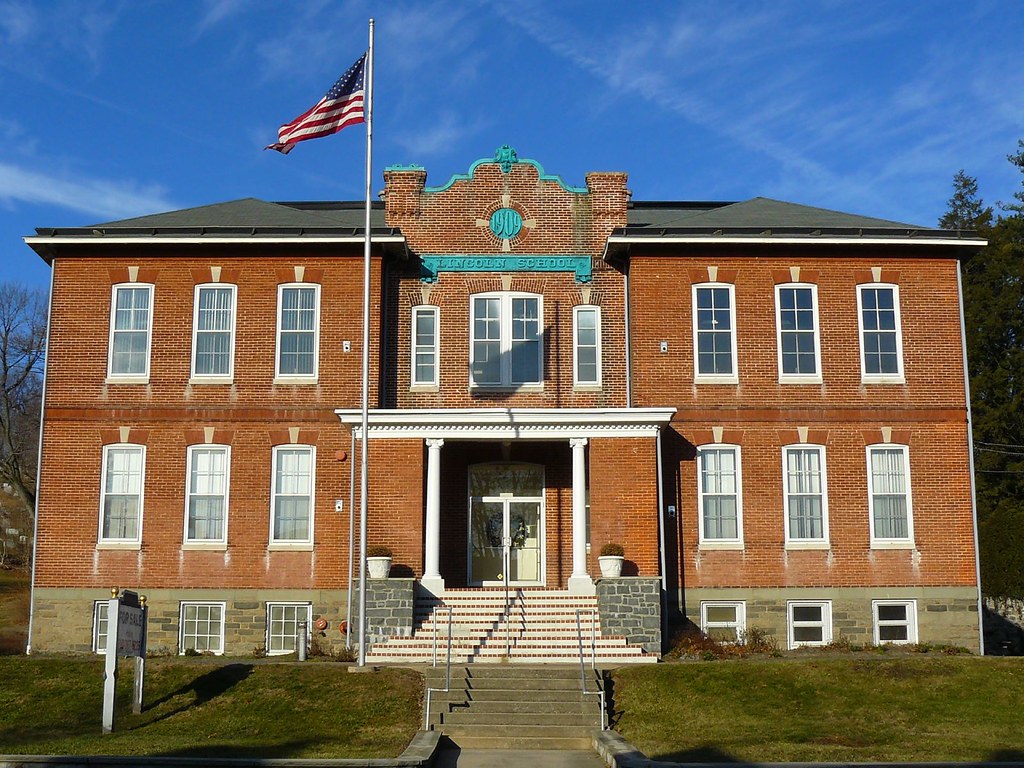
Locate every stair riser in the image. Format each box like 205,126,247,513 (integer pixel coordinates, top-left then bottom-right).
440,713,600,726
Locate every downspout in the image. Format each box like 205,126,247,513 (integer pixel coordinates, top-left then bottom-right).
623,263,632,408
957,261,985,654
26,260,56,655
655,426,667,652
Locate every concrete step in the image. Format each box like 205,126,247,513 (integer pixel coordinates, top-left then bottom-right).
371,652,652,664
441,711,601,727
440,734,594,750
447,688,598,702
438,724,595,742
427,664,596,678
429,699,598,714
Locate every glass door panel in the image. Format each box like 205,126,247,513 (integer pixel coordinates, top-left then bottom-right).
470,499,504,584
508,501,541,583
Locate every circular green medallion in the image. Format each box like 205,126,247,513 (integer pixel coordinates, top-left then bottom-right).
489,207,523,240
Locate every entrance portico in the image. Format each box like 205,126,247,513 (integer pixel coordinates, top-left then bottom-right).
336,408,675,595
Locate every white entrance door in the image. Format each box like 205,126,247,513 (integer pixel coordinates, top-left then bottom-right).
467,463,544,587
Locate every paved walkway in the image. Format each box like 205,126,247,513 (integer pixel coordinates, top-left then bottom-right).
433,748,605,767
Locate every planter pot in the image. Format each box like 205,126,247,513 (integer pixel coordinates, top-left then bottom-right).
367,556,392,579
598,555,624,578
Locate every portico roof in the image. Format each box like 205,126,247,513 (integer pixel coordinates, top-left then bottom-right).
335,407,677,440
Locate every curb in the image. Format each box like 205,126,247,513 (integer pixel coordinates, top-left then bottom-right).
0,730,442,768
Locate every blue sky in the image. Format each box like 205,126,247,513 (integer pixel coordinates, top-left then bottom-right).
2,0,1023,289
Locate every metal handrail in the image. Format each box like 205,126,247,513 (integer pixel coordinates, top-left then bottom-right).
575,608,606,730
423,605,453,730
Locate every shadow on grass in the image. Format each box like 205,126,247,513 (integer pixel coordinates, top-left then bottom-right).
652,745,742,763
142,663,254,723
153,737,331,759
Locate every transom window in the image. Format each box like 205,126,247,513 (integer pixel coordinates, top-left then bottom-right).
867,445,914,547
787,600,832,648
266,602,312,655
276,284,320,380
783,445,829,546
858,284,904,382
776,284,821,382
192,285,236,379
99,444,145,545
470,293,542,387
872,600,917,645
108,284,153,379
573,306,602,387
185,446,230,545
271,446,315,545
701,601,746,643
411,305,439,387
179,602,225,654
697,446,742,548
693,284,737,383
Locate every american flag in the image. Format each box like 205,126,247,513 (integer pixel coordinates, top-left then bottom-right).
266,53,367,154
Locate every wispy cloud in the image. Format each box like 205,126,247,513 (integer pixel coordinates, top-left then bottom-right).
0,0,34,46
194,0,246,38
393,111,489,158
0,161,175,222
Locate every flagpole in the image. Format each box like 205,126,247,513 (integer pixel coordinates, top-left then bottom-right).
357,18,374,668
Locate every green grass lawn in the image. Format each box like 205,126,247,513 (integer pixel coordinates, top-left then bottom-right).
0,656,422,758
0,570,29,655
613,656,1024,763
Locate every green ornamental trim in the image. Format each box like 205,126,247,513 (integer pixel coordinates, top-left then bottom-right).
419,254,592,283
423,145,589,194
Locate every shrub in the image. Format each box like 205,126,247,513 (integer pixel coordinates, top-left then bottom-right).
599,543,624,557
665,624,779,660
367,545,392,558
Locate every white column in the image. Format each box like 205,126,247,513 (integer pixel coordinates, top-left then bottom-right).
421,438,445,595
568,437,595,595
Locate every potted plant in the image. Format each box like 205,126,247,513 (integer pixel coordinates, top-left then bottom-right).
366,545,393,579
598,543,625,577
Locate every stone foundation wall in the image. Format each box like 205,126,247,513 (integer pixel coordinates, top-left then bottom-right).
596,577,661,654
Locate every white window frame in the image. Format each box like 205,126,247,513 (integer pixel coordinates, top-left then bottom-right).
269,445,316,549
872,599,918,645
787,600,832,649
266,602,312,656
92,600,110,654
469,292,543,388
107,283,154,383
275,283,321,383
700,601,747,644
573,305,602,388
98,443,145,549
190,283,236,383
866,444,915,549
692,283,738,384
857,283,905,384
696,445,743,550
782,444,830,549
411,304,440,388
775,283,822,384
179,601,226,655
183,445,231,549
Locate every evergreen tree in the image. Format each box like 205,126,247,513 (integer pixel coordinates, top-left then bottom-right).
940,170,993,232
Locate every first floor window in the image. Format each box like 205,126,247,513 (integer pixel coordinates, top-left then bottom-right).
873,600,917,645
411,305,439,386
93,601,110,653
179,602,225,654
276,284,320,379
867,445,913,545
267,602,312,655
783,445,828,544
100,444,145,544
788,600,832,648
185,446,230,544
108,283,153,378
693,283,737,381
271,446,314,544
697,446,742,545
701,601,746,643
573,306,601,386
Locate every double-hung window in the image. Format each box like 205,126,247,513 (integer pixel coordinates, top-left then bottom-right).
184,445,230,547
783,445,829,548
696,446,742,548
787,600,832,648
573,306,602,387
411,305,439,387
858,284,904,382
867,445,914,547
775,284,821,383
266,602,312,655
872,600,917,645
470,293,542,387
179,602,225,654
270,445,315,547
108,284,153,381
276,284,320,381
99,444,145,547
701,601,746,643
191,284,235,381
693,284,737,383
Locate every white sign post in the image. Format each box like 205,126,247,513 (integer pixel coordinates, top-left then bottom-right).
102,588,148,734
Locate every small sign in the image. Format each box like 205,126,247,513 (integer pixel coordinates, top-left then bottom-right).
102,589,148,734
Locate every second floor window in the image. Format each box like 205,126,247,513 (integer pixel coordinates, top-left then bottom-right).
776,284,821,381
412,305,439,386
470,293,542,387
858,284,904,382
693,284,737,382
108,284,153,379
573,306,601,386
192,285,235,379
